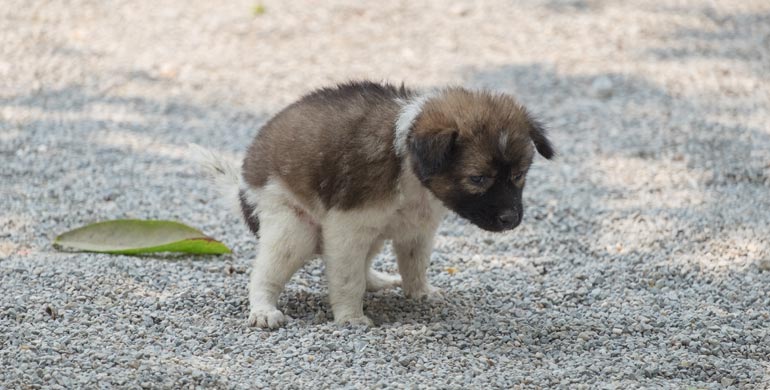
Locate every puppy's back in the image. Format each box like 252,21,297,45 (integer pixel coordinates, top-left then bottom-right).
243,81,414,211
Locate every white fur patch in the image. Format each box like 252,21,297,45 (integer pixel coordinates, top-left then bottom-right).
394,93,434,156
499,131,509,155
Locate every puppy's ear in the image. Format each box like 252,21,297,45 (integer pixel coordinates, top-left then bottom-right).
528,119,555,159
409,129,458,181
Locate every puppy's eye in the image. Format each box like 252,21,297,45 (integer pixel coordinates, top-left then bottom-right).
469,175,489,186
512,172,524,182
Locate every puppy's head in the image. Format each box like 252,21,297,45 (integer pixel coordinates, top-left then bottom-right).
406,88,554,232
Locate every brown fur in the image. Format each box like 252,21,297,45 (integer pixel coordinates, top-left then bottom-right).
242,81,413,210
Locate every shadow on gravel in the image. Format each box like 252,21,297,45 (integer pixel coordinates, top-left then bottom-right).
466,60,770,266
643,7,770,78
278,286,455,326
0,81,267,151
543,0,606,14
1,76,268,247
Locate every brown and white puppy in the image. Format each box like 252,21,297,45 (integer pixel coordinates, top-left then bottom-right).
193,81,553,328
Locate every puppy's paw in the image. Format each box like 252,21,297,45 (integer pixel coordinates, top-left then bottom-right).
366,270,402,292
248,308,289,329
334,315,374,327
404,284,443,301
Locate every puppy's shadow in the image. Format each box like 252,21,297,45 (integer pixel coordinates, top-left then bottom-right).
365,290,456,325
279,288,456,326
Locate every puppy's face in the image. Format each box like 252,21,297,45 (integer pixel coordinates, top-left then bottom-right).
408,89,554,232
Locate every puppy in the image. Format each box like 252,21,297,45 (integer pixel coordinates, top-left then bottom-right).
194,81,553,328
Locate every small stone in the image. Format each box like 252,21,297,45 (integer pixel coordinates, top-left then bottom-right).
45,305,57,320
590,76,614,99
721,377,734,386
612,328,623,335
398,357,411,367
758,259,770,271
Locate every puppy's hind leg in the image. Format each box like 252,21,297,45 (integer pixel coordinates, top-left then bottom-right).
365,239,402,292
248,204,317,329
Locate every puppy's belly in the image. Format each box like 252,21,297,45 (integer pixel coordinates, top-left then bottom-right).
255,177,444,257
280,201,426,256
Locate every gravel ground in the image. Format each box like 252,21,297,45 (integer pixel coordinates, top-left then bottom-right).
2,0,770,388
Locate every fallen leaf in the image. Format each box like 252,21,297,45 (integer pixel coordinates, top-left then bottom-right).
54,219,231,255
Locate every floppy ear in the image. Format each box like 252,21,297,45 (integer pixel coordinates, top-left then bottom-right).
408,129,457,181
528,119,555,159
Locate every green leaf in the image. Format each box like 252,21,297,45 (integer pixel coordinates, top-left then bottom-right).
54,219,232,255
252,3,266,16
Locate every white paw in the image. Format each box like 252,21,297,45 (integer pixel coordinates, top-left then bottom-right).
404,284,443,301
334,315,374,327
366,270,402,292
248,308,289,329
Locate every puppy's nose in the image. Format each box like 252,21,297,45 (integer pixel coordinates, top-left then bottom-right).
497,210,518,227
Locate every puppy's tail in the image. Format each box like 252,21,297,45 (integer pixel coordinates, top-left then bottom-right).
188,143,243,217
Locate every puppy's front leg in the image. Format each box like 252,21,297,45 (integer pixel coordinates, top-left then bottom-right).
322,216,379,326
394,232,441,299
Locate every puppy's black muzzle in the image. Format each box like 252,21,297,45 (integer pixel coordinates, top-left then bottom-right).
497,209,522,230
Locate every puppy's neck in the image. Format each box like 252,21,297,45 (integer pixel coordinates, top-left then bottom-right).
394,93,446,215
393,93,434,157
396,153,443,212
